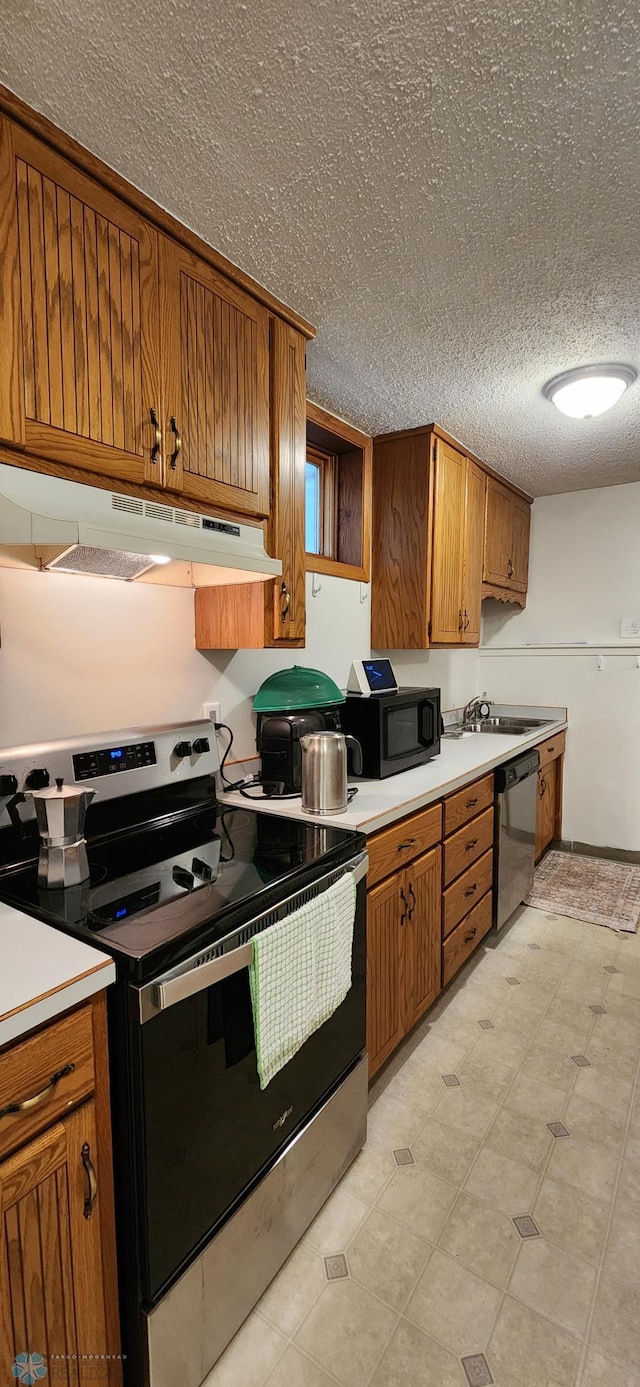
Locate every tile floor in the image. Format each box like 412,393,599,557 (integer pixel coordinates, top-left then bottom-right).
204,905,640,1387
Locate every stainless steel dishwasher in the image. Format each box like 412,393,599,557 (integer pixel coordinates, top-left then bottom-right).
494,748,541,929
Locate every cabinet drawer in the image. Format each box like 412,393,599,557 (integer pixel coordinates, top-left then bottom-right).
442,892,493,986
443,849,494,938
444,773,494,837
367,803,442,888
444,807,494,887
0,1003,95,1160
538,730,566,774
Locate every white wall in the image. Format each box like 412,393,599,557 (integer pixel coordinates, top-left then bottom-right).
0,567,371,756
481,481,640,851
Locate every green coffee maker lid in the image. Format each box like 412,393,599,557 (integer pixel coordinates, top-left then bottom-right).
253,665,345,713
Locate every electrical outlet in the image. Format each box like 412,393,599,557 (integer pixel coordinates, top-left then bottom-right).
621,618,640,638
203,701,221,725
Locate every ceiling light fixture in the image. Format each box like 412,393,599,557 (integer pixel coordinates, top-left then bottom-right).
543,363,637,419
148,554,172,565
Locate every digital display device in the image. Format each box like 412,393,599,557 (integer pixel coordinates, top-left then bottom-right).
347,658,398,696
73,741,157,781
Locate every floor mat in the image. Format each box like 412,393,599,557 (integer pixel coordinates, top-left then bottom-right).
526,849,640,932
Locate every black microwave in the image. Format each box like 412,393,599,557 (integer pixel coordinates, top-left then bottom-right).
340,686,441,778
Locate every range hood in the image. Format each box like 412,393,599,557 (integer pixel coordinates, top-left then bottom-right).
0,463,281,584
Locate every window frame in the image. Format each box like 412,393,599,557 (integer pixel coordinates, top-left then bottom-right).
305,402,372,583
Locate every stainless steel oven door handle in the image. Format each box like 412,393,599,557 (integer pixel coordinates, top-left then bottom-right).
136,852,368,1022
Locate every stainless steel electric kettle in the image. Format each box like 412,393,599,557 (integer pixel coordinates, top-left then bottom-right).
299,731,363,816
27,778,96,888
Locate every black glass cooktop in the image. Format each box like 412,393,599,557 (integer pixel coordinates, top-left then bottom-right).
0,788,362,979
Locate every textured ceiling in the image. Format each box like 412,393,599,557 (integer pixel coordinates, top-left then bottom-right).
1,0,639,495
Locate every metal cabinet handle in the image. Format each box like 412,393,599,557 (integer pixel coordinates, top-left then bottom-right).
458,609,464,631
547,746,555,754
464,883,478,898
464,927,478,943
150,407,161,463
407,883,416,919
397,837,417,852
466,838,478,851
280,581,290,623
0,1063,75,1122
539,777,547,797
464,610,470,631
507,557,514,578
81,1142,98,1220
466,797,478,808
400,888,408,925
169,416,182,469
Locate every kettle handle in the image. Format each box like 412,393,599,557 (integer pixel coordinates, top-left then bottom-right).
344,735,363,776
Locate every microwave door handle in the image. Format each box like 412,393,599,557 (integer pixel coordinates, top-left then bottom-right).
418,700,434,747
136,851,368,1021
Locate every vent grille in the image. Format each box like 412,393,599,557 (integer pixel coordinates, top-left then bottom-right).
144,501,174,523
174,508,200,528
112,494,144,515
46,545,154,580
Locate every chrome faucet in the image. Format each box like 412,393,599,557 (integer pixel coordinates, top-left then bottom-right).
463,694,490,725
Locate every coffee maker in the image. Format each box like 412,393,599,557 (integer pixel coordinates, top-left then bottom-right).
254,666,345,796
27,778,96,888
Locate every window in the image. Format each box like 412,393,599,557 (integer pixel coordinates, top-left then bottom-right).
305,445,338,558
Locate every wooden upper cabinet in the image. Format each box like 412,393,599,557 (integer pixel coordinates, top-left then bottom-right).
483,476,531,593
462,461,486,644
371,433,432,649
266,317,306,643
430,439,466,643
160,238,270,517
1,117,161,486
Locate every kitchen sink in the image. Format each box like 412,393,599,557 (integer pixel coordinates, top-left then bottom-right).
464,716,553,735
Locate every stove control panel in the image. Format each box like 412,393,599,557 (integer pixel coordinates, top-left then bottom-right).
73,741,157,781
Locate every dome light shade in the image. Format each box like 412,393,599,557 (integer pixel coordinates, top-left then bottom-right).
543,364,636,419
148,554,171,565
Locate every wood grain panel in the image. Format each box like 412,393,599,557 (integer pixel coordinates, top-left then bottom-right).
430,438,466,644
483,476,531,592
443,849,494,938
403,847,441,1032
0,1004,95,1161
442,892,493,986
444,773,494,837
462,460,486,644
195,581,268,649
444,807,494,887
0,117,24,445
536,760,558,860
267,318,306,643
162,239,270,516
366,803,442,889
537,730,565,774
366,874,404,1078
371,434,432,648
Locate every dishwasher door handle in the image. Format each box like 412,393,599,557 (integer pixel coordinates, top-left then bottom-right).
136,851,368,1021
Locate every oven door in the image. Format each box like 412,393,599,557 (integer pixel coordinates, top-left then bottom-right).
131,853,367,1304
382,695,439,770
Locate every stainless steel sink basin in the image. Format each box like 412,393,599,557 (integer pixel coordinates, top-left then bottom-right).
464,716,552,735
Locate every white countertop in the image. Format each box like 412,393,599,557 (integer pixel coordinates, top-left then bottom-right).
0,903,115,1048
222,710,568,835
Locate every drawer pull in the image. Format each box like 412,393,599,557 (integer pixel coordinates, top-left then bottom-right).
466,797,479,808
397,838,417,852
464,883,478,898
0,1062,75,1122
547,746,555,754
464,927,478,943
466,838,479,851
81,1141,98,1220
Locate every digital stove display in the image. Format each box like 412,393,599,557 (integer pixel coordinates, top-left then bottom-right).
73,740,157,781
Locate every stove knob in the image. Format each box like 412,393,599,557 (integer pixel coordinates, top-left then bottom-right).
0,774,18,796
191,856,213,880
192,737,210,755
25,767,50,790
172,865,194,891
173,741,192,759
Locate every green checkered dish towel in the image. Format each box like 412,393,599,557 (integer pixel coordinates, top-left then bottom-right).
248,871,357,1089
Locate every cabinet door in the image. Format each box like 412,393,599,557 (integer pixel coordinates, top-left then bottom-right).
366,874,404,1078
462,461,486,644
0,1101,121,1386
430,439,466,643
535,759,557,859
266,317,306,643
2,117,161,488
160,237,270,517
402,847,442,1032
483,477,531,591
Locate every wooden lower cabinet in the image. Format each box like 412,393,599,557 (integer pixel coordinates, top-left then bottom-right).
0,996,121,1386
367,846,441,1078
441,773,495,989
535,733,565,861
